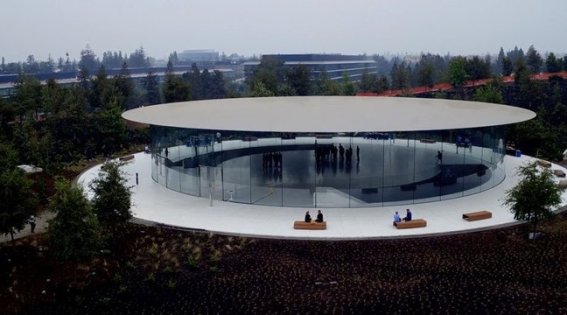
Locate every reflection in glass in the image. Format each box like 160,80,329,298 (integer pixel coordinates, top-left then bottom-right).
149,126,508,208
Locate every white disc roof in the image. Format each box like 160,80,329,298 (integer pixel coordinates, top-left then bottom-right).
122,96,535,133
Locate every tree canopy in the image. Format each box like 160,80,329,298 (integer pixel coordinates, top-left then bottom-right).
503,162,563,236
90,161,132,232
48,178,102,260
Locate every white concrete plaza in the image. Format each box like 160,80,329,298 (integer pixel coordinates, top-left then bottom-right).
77,152,567,240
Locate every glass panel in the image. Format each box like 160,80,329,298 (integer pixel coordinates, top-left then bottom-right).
251,132,283,206
441,130,466,200
283,134,316,207
220,132,251,203
349,133,383,207
314,133,351,208
384,132,415,206
413,131,443,203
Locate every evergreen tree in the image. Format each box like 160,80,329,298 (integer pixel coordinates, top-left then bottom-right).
0,168,37,242
504,162,562,238
502,56,513,76
48,178,102,260
447,57,468,89
286,65,311,96
144,71,161,105
79,45,100,73
113,62,134,108
545,53,561,73
526,45,543,74
90,161,132,232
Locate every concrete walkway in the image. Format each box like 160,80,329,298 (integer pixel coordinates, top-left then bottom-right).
77,152,567,240
0,211,54,243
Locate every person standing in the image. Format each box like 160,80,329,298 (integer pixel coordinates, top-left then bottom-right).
28,215,37,233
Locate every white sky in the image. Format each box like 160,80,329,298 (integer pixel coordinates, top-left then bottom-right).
2,0,567,62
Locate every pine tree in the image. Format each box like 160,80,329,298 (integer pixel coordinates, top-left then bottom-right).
48,178,102,259
90,161,132,232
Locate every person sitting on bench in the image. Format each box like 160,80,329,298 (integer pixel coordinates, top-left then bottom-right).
403,209,412,221
393,211,401,224
304,210,312,223
315,210,324,223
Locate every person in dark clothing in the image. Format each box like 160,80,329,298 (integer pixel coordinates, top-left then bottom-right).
315,210,324,223
28,215,36,233
304,211,312,223
403,209,412,221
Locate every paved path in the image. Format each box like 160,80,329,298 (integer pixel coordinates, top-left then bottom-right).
0,211,54,243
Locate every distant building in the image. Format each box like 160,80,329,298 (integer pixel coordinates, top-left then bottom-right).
243,54,377,82
178,50,219,63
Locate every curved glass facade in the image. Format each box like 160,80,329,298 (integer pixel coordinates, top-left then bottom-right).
150,126,506,208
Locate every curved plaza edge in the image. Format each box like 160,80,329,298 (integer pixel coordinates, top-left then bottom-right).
77,152,567,241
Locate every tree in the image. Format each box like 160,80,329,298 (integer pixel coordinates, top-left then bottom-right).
113,62,134,108
79,45,100,73
210,70,227,99
545,53,561,73
95,98,128,156
163,71,190,103
144,71,161,105
503,162,562,238
286,65,311,96
341,73,356,96
390,61,410,90
0,168,38,242
90,161,132,232
250,81,275,97
48,178,102,260
526,45,543,74
502,56,513,76
417,61,435,88
473,83,503,104
249,56,285,96
447,56,468,89
128,46,149,68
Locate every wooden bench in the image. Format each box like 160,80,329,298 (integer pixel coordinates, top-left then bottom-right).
119,155,135,162
293,221,327,230
553,169,566,178
394,219,427,229
462,210,492,221
537,160,552,168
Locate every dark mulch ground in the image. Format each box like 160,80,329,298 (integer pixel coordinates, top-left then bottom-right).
2,213,566,314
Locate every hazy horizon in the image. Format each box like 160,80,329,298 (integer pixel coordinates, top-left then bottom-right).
3,0,567,63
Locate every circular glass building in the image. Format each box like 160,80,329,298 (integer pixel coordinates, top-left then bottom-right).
123,96,535,208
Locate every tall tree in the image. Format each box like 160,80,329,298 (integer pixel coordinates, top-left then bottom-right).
286,65,311,96
447,57,468,89
210,70,227,99
502,56,513,76
473,83,503,104
113,62,134,108
526,45,543,74
48,178,102,260
78,45,100,73
144,71,161,105
390,61,410,90
504,162,562,238
341,73,356,96
90,161,132,232
0,168,38,242
545,53,561,73
163,67,190,103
